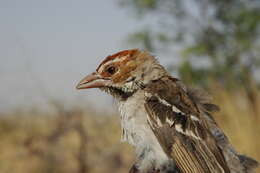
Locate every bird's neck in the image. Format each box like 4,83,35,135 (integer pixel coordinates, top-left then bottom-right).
102,87,136,101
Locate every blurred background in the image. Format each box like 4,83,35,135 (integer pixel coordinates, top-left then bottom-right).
0,0,260,172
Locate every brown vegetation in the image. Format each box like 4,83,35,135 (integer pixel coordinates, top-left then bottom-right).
0,87,259,173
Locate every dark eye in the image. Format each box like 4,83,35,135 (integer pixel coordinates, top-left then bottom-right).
106,66,117,75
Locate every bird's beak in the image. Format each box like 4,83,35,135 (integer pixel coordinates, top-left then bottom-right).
76,72,110,89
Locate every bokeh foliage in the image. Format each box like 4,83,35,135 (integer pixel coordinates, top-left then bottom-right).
120,0,260,87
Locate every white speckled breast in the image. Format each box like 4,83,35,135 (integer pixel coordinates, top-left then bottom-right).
118,90,172,172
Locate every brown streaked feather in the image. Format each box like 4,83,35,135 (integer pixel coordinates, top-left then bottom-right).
186,87,220,113
144,76,230,173
112,60,138,83
144,97,229,172
238,155,259,173
145,104,229,173
96,49,139,71
145,77,200,116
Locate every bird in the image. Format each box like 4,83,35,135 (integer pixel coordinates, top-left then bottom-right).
76,49,258,173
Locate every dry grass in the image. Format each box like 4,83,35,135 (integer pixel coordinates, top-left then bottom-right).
212,86,260,173
0,87,259,173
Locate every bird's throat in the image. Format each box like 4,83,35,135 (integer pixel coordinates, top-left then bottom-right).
101,86,137,101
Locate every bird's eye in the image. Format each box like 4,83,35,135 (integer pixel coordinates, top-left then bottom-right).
106,66,117,75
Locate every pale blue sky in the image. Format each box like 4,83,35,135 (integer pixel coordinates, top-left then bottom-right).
0,0,178,112
0,0,147,111
1,0,259,112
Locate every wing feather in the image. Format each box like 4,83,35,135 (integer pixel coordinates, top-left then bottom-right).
144,76,230,173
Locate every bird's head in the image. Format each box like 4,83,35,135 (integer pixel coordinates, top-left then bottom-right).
76,49,167,99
